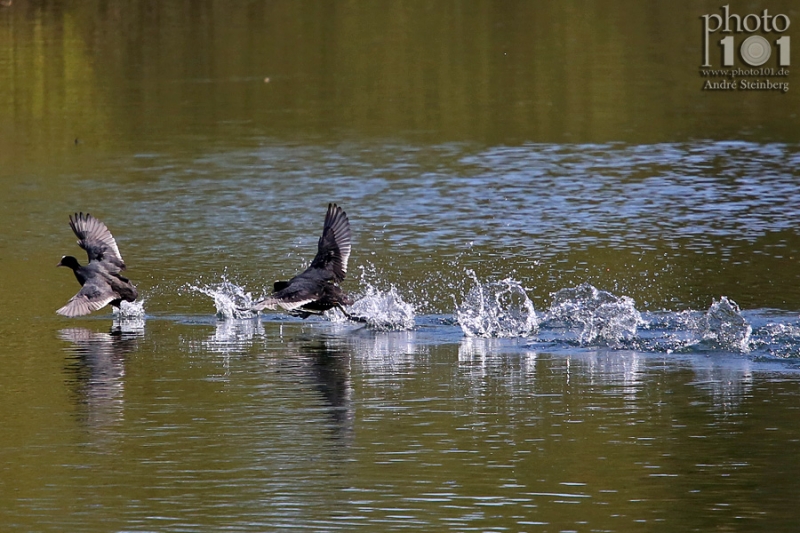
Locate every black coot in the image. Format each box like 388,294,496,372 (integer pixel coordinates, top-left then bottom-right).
251,203,353,318
57,212,138,317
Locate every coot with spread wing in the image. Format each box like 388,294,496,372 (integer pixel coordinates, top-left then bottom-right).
250,203,353,318
57,212,138,317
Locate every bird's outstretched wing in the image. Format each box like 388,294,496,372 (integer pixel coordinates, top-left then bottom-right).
69,212,126,270
308,203,351,282
251,278,319,312
56,279,116,317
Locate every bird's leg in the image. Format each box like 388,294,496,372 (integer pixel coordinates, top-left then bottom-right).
338,305,369,323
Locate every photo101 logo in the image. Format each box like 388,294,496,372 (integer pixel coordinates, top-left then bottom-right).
700,5,790,93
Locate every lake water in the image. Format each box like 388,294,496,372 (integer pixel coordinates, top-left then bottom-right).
3,2,800,531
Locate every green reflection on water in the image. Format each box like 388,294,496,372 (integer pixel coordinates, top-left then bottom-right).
2,0,799,169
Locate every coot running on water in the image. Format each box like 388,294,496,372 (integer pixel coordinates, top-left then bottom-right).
57,212,138,317
250,203,355,319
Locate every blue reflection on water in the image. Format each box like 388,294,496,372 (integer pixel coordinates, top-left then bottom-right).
102,140,800,254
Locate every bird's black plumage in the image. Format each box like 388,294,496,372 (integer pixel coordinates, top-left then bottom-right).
251,203,353,318
57,212,138,317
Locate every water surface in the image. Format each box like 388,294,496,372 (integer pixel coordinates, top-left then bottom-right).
2,2,800,532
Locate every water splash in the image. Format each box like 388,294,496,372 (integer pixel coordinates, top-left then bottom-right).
696,296,752,352
188,278,256,319
339,285,416,331
547,283,641,346
455,273,538,338
634,310,704,354
752,322,800,358
113,298,146,320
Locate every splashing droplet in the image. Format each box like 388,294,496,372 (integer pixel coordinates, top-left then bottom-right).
341,285,416,331
698,296,751,352
113,298,146,320
188,278,256,319
455,272,538,338
547,283,641,346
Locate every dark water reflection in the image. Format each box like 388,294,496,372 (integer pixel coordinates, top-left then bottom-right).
2,0,799,162
349,337,800,531
60,324,143,430
0,316,790,531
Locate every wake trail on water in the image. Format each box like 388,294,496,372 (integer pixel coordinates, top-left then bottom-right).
453,274,764,354
184,269,800,358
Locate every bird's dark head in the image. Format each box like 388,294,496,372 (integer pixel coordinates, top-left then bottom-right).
57,255,81,270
